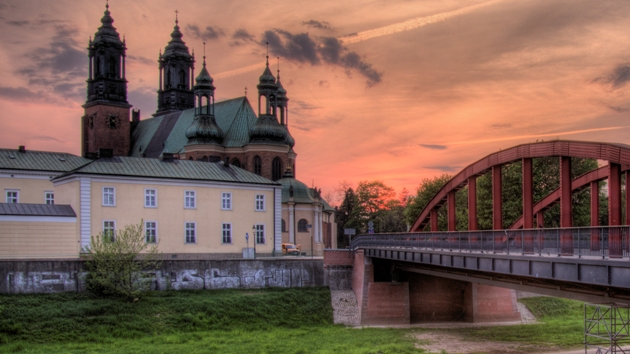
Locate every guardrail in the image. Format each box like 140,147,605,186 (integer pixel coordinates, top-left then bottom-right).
351,226,630,259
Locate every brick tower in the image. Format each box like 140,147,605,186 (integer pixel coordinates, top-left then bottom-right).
81,3,131,157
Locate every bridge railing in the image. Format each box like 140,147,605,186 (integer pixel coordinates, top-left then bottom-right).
351,226,630,259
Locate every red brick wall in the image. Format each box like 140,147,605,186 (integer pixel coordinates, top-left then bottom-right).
323,249,354,267
364,282,410,325
406,272,468,322
465,283,520,322
82,103,131,157
182,149,294,181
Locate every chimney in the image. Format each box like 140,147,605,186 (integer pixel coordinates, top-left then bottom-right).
98,148,114,158
18,145,25,153
163,153,175,162
132,109,141,123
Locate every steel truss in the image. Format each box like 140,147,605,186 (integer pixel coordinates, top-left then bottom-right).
585,303,630,353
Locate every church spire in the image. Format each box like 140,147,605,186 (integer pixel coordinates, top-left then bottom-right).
155,11,195,116
185,43,223,146
86,1,128,104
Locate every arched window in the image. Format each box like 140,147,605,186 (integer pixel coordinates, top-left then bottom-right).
108,57,116,77
253,155,262,175
281,219,287,232
298,219,308,232
272,157,283,181
231,158,241,168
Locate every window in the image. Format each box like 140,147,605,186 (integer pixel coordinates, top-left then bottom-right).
5,190,18,203
255,224,265,244
222,192,232,210
298,219,308,232
253,155,262,175
255,194,265,211
102,187,115,206
222,223,232,244
281,219,287,232
45,191,54,205
184,190,196,209
185,222,196,243
145,221,157,243
272,157,283,181
103,221,115,242
145,189,157,208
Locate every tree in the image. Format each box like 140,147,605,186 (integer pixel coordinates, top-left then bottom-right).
336,187,359,247
404,174,451,228
83,221,161,301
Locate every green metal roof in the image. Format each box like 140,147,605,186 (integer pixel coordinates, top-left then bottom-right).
130,97,258,158
0,149,91,173
56,156,279,186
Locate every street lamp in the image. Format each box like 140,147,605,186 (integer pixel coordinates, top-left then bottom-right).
252,225,257,259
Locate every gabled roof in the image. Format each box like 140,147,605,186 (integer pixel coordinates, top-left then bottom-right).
0,203,76,217
130,97,257,158
0,149,91,173
55,156,278,186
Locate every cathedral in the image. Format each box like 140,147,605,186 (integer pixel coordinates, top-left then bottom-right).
81,4,296,183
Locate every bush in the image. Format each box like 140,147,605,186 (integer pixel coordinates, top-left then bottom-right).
82,221,161,301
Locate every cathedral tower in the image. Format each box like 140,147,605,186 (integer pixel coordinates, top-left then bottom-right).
82,3,132,157
155,14,195,116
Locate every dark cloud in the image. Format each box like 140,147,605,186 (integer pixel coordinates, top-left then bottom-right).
128,55,154,66
419,144,447,150
302,20,333,31
230,28,255,46
186,24,224,41
7,20,29,26
425,165,460,172
15,24,87,104
261,30,382,87
607,105,627,113
263,30,319,65
598,64,630,89
0,86,62,105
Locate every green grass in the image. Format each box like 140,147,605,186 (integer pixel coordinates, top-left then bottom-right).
445,297,585,349
0,288,424,354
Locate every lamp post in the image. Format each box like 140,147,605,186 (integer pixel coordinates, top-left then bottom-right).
245,232,250,258
252,225,257,259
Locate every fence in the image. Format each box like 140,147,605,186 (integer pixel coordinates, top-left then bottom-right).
351,226,630,259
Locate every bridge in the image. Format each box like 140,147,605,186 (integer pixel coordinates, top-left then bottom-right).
324,140,630,328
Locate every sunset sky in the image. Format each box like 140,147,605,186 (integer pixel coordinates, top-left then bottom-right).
1,0,629,204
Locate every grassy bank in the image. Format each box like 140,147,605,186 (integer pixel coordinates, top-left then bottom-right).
445,297,584,349
0,288,423,354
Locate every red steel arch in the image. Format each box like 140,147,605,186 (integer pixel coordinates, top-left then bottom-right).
410,140,630,235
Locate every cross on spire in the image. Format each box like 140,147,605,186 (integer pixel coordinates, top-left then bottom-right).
265,41,269,66
175,9,179,25
106,0,109,10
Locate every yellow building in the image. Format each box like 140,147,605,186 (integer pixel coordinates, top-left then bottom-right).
0,149,283,259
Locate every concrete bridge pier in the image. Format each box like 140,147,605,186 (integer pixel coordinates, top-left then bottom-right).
350,250,520,325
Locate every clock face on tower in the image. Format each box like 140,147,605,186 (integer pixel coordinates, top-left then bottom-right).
107,114,119,129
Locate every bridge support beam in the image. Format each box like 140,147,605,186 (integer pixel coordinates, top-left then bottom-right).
522,158,533,229
591,181,600,251
492,165,502,230
560,156,573,255
352,251,410,325
609,163,622,258
448,191,456,231
430,209,438,232
468,176,477,231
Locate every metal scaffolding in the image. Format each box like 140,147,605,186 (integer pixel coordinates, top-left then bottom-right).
585,303,630,353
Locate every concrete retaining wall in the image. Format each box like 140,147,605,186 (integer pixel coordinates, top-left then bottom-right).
0,258,325,294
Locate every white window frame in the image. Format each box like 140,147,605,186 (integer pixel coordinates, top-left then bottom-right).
144,188,157,208
102,186,115,206
145,221,157,244
222,223,232,244
5,190,19,203
103,220,116,242
184,190,196,209
254,224,265,244
44,191,54,205
185,222,196,244
255,194,266,211
221,192,232,210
